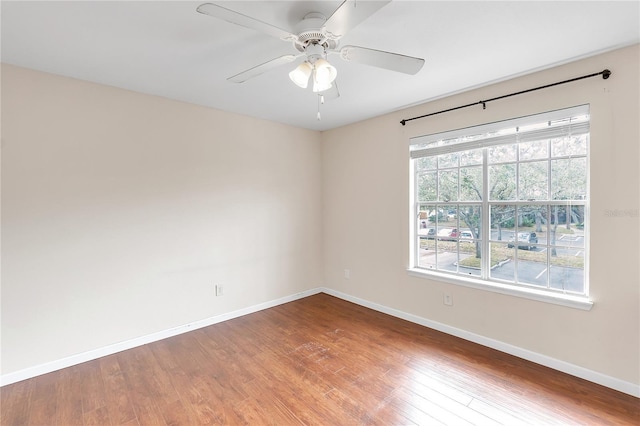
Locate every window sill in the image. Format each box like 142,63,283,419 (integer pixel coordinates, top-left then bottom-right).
407,268,593,311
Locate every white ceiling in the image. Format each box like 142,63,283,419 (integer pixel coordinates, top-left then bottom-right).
2,1,639,131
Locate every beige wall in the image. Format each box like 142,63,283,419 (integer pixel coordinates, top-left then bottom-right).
2,45,639,390
322,45,639,386
1,64,323,374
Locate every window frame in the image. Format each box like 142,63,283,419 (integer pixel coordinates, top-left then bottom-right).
408,106,593,310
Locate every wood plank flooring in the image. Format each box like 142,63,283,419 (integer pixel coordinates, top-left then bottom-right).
1,293,638,425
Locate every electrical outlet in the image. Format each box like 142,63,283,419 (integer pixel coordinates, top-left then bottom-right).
344,269,350,279
443,293,453,306
216,285,224,296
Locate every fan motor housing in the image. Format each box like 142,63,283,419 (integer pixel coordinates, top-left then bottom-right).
293,12,337,52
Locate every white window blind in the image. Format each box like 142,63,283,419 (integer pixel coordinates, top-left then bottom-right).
410,105,589,159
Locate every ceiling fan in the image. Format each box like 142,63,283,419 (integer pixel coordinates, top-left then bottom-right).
196,0,425,103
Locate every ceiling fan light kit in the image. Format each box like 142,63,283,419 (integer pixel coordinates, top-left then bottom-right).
288,44,338,92
289,61,313,88
313,58,339,92
196,1,425,118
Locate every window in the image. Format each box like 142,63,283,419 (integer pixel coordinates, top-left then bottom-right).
410,106,589,302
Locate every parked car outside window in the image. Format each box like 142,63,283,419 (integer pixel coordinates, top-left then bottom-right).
507,232,538,250
437,228,459,241
418,227,436,239
459,231,474,242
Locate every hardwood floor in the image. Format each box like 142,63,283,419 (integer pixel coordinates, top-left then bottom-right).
1,293,638,425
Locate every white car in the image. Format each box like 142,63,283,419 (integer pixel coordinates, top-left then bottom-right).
437,228,458,240
459,231,474,241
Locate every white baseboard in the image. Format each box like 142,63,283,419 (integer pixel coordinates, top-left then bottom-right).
0,288,322,387
2,286,638,399
320,287,640,398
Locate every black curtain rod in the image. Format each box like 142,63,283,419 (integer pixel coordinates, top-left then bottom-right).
400,69,611,126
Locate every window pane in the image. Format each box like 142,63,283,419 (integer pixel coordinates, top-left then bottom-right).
457,243,482,278
460,166,482,201
489,243,515,282
435,205,458,233
458,205,481,240
418,205,438,245
551,158,587,200
436,240,459,272
418,204,435,230
489,164,516,200
436,204,458,282
417,206,436,269
416,156,437,171
569,158,587,200
519,139,548,160
551,135,587,157
508,204,546,286
460,149,482,166
569,205,585,248
438,170,458,202
417,171,437,202
549,250,585,294
514,247,548,288
551,159,570,200
527,205,549,245
489,144,517,164
418,237,436,264
457,205,482,278
548,205,584,249
418,237,436,269
514,204,542,232
519,161,548,200
490,204,516,241
438,153,458,168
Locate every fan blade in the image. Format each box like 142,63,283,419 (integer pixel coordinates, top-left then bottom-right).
197,3,297,42
339,45,424,75
228,55,298,83
324,0,391,39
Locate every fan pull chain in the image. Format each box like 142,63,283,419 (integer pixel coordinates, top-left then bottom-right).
317,94,324,120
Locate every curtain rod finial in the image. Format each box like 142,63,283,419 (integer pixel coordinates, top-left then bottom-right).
602,69,611,79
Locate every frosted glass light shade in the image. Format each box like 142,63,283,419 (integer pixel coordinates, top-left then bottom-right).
289,62,312,88
312,59,337,92
312,77,332,93
314,59,337,83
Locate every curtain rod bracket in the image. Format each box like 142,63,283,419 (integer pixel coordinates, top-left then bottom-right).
481,101,486,110
602,69,611,79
